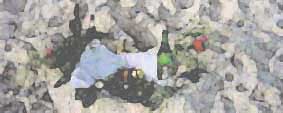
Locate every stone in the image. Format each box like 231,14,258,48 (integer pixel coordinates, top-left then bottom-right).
237,20,245,28
144,0,161,18
179,68,208,83
0,101,27,113
208,0,221,21
189,92,216,113
225,72,234,82
108,1,158,52
221,96,236,113
48,16,64,27
154,96,186,113
0,24,15,40
158,3,171,20
238,0,250,14
40,4,61,20
4,43,12,52
278,2,283,10
79,3,88,19
276,19,283,29
219,0,238,21
256,104,273,113
3,0,27,14
120,0,137,7
50,33,65,49
269,48,283,78
14,65,37,88
41,91,53,103
2,61,17,77
279,55,283,62
250,82,282,107
269,0,276,4
175,0,194,9
215,80,225,91
280,92,283,105
249,86,265,102
48,82,82,113
75,87,98,108
88,98,130,113
94,6,116,33
231,54,244,72
236,83,248,92
162,0,176,15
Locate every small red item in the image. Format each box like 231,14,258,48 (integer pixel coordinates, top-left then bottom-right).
46,48,53,58
197,35,208,42
193,35,208,53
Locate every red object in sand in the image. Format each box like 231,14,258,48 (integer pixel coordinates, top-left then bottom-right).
46,48,53,58
193,35,208,53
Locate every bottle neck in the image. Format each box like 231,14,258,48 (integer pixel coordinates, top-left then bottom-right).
159,30,171,52
162,30,169,43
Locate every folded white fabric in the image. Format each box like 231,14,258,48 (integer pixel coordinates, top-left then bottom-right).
120,52,158,81
70,45,127,88
69,44,158,88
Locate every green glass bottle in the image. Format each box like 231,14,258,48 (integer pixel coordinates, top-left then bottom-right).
157,30,174,80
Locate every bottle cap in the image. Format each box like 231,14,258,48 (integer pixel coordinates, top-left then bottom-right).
123,84,129,89
95,81,104,89
138,91,143,96
136,69,144,79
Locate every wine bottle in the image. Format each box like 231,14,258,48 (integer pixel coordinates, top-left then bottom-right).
157,30,174,80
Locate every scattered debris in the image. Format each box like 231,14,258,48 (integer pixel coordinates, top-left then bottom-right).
179,68,208,83
1,0,283,113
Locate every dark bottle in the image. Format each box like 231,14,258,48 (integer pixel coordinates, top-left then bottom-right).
157,30,174,80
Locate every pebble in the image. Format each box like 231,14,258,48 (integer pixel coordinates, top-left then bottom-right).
0,24,15,40
256,104,273,113
79,3,88,19
51,33,65,49
209,0,221,21
0,101,27,113
276,19,283,29
280,93,283,105
94,6,115,33
237,20,245,28
175,0,194,9
3,0,27,14
180,70,202,83
238,0,250,14
120,0,137,7
221,96,236,113
278,55,283,62
231,55,244,71
41,91,53,103
4,43,12,52
236,83,248,92
225,72,234,82
278,2,283,10
48,16,64,27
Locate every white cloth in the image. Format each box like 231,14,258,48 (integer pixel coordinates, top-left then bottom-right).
120,52,158,81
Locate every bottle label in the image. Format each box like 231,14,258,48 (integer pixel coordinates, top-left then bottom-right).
158,53,172,65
